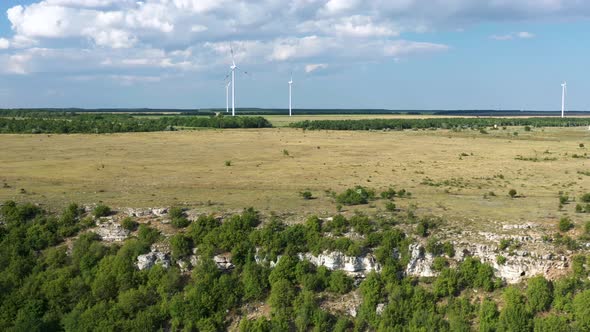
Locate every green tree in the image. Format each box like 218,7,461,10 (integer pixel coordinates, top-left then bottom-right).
573,289,590,331
526,275,553,313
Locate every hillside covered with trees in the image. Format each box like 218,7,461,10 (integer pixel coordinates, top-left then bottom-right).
2,200,590,331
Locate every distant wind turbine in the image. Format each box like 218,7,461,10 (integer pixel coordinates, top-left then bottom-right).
288,73,293,117
561,81,567,118
227,45,250,117
225,81,231,113
230,46,237,116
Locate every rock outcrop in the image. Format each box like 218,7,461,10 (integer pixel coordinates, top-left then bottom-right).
298,251,381,277
126,207,168,217
137,251,170,270
405,243,436,278
94,218,129,242
404,241,569,284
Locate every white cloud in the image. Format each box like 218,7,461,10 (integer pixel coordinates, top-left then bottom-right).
491,34,514,40
383,40,449,57
0,0,582,77
0,38,10,49
490,31,536,40
517,31,535,38
305,63,328,73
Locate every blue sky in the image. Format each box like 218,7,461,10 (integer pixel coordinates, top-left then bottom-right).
0,0,588,110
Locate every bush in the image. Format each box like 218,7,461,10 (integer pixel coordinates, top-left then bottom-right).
170,234,192,260
225,160,232,166
432,257,448,271
336,186,375,206
499,238,512,251
328,270,353,294
300,191,313,200
524,126,531,132
581,193,590,203
120,217,138,231
508,189,517,198
496,255,507,265
170,207,190,228
559,217,574,232
526,276,553,313
380,187,397,200
559,194,569,205
442,242,455,257
384,202,396,212
93,204,111,217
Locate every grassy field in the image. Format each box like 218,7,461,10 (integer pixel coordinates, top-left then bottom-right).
1,124,590,231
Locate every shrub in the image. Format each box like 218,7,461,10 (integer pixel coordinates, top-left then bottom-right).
524,126,531,132
559,194,569,205
585,221,590,235
225,160,232,166
120,217,138,231
526,276,553,313
499,238,512,251
384,202,396,212
93,204,111,217
170,234,192,260
300,191,313,200
336,186,375,206
328,270,353,294
580,143,585,148
426,238,443,256
380,187,397,200
559,217,574,232
432,257,448,271
581,193,590,203
442,242,455,257
508,189,517,198
496,255,507,265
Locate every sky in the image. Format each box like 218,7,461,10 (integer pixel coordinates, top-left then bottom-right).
0,0,588,110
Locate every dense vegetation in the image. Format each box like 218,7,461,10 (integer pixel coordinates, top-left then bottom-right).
0,112,271,134
2,201,590,331
290,117,590,131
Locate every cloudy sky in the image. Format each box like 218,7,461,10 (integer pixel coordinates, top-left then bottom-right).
0,0,588,110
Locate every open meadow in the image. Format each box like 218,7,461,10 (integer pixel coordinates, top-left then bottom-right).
2,123,589,232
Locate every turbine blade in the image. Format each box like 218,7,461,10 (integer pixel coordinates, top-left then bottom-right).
230,43,236,66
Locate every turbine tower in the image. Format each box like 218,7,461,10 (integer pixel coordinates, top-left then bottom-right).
561,81,567,118
225,81,231,113
230,47,237,117
288,73,293,117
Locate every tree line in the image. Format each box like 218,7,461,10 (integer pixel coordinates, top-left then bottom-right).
0,113,272,134
2,201,590,331
290,117,590,131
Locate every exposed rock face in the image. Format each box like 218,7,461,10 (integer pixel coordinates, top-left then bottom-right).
405,243,436,278
137,251,170,270
213,254,235,270
94,218,129,242
455,242,568,284
298,251,381,277
405,241,569,284
126,207,168,217
376,303,386,315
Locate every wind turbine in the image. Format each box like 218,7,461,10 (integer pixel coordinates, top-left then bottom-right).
230,46,237,117
288,73,293,117
225,81,231,113
561,81,567,118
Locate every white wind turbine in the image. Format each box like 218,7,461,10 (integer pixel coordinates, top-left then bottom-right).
288,73,293,117
225,81,231,113
561,81,567,118
230,47,237,116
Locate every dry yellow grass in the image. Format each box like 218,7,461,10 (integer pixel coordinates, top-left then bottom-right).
1,126,589,229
